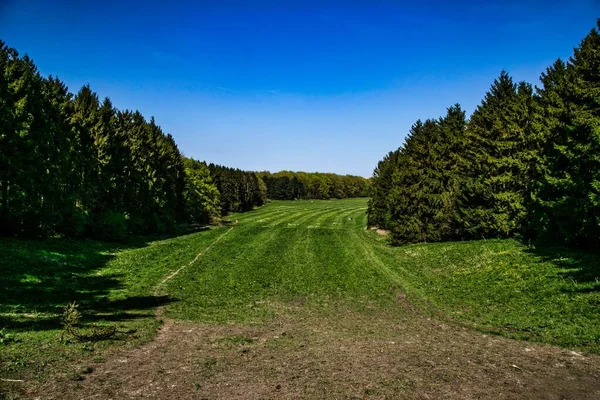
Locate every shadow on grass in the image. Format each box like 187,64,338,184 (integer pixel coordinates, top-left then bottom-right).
0,227,208,332
0,296,176,332
526,245,600,293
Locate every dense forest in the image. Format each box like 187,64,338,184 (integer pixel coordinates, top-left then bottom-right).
208,163,267,214
0,41,366,239
368,21,600,248
261,171,369,200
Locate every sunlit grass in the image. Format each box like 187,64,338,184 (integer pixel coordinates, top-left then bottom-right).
367,236,600,352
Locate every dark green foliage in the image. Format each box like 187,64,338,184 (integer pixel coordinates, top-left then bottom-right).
0,43,78,236
368,20,600,249
388,120,437,243
437,104,469,237
367,150,399,228
368,105,468,244
262,171,369,201
385,107,468,244
208,164,266,214
389,119,448,243
456,72,537,239
533,22,600,248
0,41,200,238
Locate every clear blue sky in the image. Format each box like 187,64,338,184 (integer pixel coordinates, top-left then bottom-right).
1,1,598,176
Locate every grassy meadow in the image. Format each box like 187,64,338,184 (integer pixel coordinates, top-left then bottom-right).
1,198,599,394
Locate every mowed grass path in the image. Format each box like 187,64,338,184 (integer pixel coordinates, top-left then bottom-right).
165,198,398,323
1,198,600,395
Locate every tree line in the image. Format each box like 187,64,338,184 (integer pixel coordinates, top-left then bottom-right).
261,171,369,200
0,41,272,239
368,20,600,249
208,164,267,214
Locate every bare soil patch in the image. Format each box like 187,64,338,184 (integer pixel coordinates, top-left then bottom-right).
368,226,390,236
29,304,600,399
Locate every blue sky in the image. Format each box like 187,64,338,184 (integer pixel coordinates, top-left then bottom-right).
1,1,598,176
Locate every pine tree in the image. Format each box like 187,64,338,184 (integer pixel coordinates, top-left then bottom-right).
0,48,47,234
387,119,453,243
534,21,600,247
118,110,151,232
97,99,116,193
0,41,203,238
387,120,430,243
0,41,12,233
43,76,77,234
367,149,400,228
434,104,468,240
71,85,101,221
456,71,531,239
367,105,468,243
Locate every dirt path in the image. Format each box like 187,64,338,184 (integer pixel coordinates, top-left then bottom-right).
29,301,600,400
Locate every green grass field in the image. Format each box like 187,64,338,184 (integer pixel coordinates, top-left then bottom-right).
1,198,599,391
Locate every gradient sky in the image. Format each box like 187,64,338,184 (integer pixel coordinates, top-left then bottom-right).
1,1,598,176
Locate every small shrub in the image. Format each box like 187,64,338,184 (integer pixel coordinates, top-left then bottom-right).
61,302,117,342
61,302,82,339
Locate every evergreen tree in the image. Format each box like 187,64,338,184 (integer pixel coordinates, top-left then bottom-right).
388,119,460,244
367,149,400,228
534,22,600,247
0,47,46,234
438,104,468,239
93,98,117,214
456,71,532,239
0,41,207,238
387,120,431,243
0,41,12,233
71,85,101,222
43,76,78,234
208,164,264,214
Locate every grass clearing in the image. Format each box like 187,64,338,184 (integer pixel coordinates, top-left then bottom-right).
367,237,600,352
1,198,600,398
163,199,396,323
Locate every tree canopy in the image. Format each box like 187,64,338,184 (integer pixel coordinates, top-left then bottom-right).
368,20,600,249
261,171,369,201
